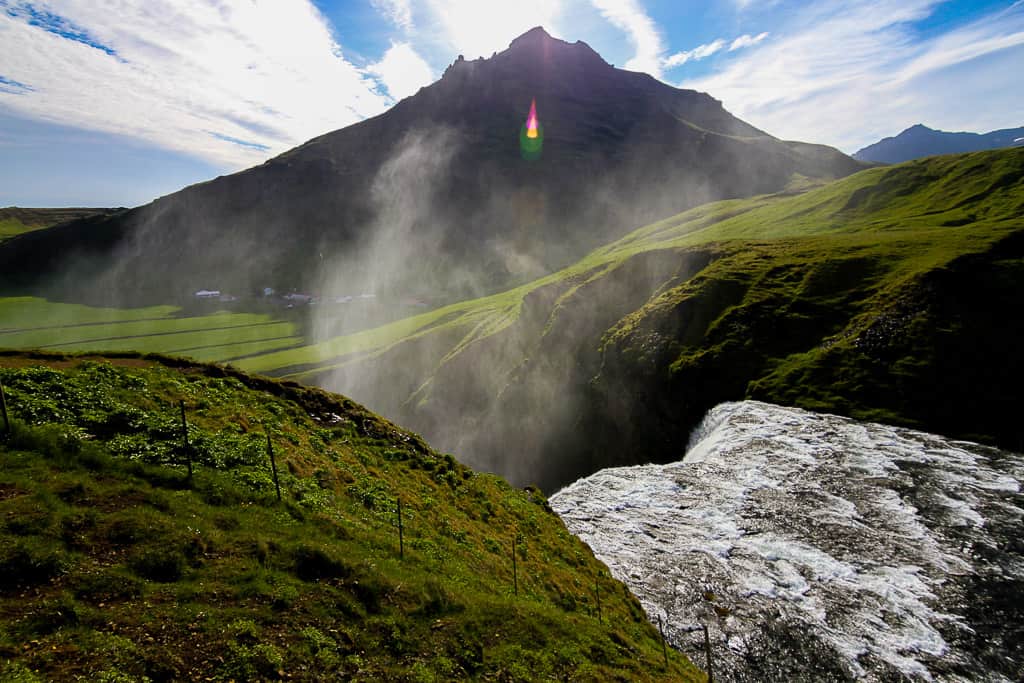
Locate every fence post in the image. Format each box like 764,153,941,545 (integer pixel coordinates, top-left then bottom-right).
658,614,669,669
0,379,9,437
595,579,602,623
511,537,518,596
704,624,713,683
179,400,193,481
266,433,281,502
397,497,404,559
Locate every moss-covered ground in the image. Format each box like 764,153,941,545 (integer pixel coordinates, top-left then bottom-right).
0,352,699,681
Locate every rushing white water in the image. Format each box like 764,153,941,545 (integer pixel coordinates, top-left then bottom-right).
551,401,1024,682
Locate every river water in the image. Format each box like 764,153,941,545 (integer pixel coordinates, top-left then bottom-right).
550,401,1024,682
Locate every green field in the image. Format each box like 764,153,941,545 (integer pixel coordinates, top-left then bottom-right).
0,298,301,363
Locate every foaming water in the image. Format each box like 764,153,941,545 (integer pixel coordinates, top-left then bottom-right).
551,401,1024,682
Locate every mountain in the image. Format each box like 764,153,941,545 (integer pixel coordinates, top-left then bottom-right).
238,148,1024,491
0,27,862,306
552,401,1024,682
854,123,1024,163
0,351,699,681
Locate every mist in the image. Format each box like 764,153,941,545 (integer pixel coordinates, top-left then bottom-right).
303,123,729,490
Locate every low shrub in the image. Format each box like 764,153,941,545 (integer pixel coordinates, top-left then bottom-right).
130,548,185,582
21,593,80,636
290,544,352,582
71,569,144,603
0,539,69,590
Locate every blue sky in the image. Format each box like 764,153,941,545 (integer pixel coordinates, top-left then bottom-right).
1,0,1022,207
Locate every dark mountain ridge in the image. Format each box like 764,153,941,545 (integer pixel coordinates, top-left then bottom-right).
854,123,1024,163
0,27,862,306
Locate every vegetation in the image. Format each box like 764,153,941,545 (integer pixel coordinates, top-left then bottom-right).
235,148,1024,489
598,148,1024,451
0,352,699,681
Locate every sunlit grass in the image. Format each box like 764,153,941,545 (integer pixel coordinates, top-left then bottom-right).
0,218,43,241
0,297,300,363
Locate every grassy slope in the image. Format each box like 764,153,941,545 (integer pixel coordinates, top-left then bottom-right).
0,218,37,241
603,148,1023,426
0,352,699,682
0,298,302,363
234,149,1024,488
0,208,117,242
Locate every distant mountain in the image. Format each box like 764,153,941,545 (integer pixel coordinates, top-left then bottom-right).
242,148,1024,491
854,123,1024,163
0,27,862,306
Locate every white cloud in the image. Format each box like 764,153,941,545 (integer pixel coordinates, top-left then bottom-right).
682,0,1024,152
0,0,392,168
372,0,414,31
368,42,434,101
729,32,768,51
664,32,767,70
664,38,726,67
425,0,564,60
589,0,664,77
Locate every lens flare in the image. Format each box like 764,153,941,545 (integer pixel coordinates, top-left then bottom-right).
526,99,539,139
519,98,543,161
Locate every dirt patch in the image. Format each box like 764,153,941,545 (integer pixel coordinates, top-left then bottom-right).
0,484,27,502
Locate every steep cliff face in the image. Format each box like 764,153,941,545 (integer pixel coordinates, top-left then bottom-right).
0,28,861,305
551,401,1024,682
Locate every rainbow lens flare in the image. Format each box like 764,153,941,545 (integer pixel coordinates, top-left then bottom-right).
519,98,543,161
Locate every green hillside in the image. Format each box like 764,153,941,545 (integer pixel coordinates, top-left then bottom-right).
0,352,699,681
0,208,119,242
237,148,1024,489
